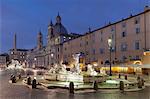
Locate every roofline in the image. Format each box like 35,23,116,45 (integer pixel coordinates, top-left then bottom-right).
91,9,150,33
63,9,150,44
9,49,29,51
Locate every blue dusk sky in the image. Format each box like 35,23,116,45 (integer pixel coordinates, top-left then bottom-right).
0,0,149,53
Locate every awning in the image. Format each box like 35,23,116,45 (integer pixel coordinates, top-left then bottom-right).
141,64,150,68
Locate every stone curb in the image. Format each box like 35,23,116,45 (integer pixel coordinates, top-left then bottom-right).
145,83,150,86
124,86,145,92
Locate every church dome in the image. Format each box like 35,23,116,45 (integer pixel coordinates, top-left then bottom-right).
53,13,68,36
53,23,68,35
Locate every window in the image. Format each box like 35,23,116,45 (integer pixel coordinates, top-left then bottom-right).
112,34,114,39
135,41,140,50
136,27,140,34
80,43,82,47
122,56,127,61
111,26,115,31
93,57,96,61
64,55,67,58
99,48,104,54
122,22,126,28
122,31,126,37
121,43,127,51
58,48,59,52
92,49,96,54
86,51,89,55
92,33,95,37
101,61,103,64
135,55,140,60
55,38,59,44
100,32,103,42
86,41,88,45
64,47,67,51
135,17,140,24
88,58,91,62
100,37,103,42
92,39,95,43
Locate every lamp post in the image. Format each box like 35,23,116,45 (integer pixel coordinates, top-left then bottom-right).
51,53,54,65
108,38,112,76
34,58,37,69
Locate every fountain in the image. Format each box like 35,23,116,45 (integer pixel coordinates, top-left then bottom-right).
71,53,81,74
45,53,83,82
100,68,106,75
7,60,23,69
87,64,98,76
44,53,107,83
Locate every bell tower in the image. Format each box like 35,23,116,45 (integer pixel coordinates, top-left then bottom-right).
47,20,54,45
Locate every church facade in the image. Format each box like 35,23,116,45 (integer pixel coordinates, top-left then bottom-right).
26,14,80,69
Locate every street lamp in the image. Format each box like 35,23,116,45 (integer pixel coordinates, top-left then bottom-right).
51,53,54,65
51,53,54,58
34,58,37,68
108,37,112,76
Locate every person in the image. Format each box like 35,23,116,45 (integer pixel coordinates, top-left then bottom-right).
32,78,37,88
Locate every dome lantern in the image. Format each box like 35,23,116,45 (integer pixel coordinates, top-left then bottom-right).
56,12,61,24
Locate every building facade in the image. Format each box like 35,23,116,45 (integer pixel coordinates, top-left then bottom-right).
62,7,150,66
26,14,81,68
9,33,28,64
0,53,9,68
13,6,149,69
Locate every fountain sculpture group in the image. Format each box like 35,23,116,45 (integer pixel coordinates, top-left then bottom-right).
7,60,23,69
44,53,106,83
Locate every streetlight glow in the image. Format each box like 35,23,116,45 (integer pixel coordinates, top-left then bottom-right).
108,37,112,76
51,53,54,57
108,37,112,47
34,58,37,61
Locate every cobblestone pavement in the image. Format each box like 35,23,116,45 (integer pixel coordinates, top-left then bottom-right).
0,70,150,99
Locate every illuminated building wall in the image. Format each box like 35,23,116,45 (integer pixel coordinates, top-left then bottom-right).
62,7,150,66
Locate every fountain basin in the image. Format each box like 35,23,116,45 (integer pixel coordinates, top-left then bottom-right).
83,75,107,83
44,73,84,83
44,73,107,83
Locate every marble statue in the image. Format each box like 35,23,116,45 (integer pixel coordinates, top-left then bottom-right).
71,53,81,74
87,64,97,76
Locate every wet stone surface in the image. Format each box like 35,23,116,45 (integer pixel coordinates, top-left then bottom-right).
0,70,150,99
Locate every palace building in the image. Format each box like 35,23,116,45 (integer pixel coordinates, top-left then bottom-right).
62,6,150,67
8,6,150,71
